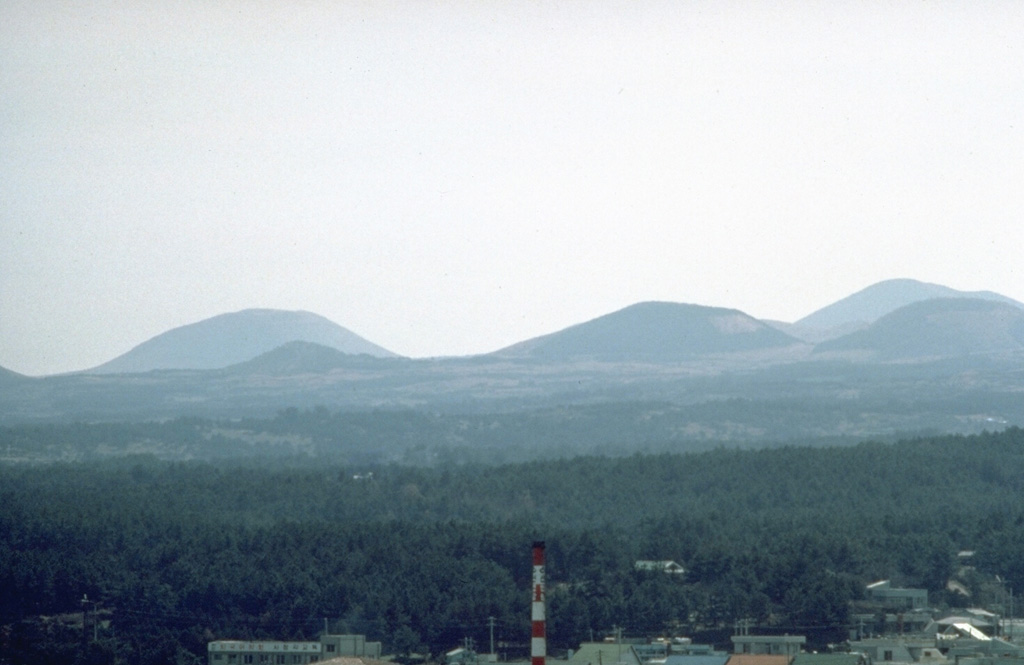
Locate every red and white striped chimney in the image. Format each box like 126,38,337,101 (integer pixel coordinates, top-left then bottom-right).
531,541,546,665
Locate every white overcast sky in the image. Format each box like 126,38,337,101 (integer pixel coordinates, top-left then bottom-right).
2,1,1023,376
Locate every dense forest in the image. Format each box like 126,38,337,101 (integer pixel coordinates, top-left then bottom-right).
3,428,1024,665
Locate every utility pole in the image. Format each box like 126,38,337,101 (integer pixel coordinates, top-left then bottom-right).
488,616,496,655
81,595,90,647
1009,586,1015,639
998,578,1015,639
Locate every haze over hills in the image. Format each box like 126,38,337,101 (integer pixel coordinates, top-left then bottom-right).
88,309,398,374
786,278,1023,341
4,280,1024,437
813,297,1024,360
491,301,803,361
59,279,1024,374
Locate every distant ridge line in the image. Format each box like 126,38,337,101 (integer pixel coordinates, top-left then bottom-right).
87,308,398,374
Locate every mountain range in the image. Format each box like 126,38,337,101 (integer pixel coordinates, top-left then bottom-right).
814,297,1024,360
70,277,1024,373
794,278,1018,331
3,278,1024,434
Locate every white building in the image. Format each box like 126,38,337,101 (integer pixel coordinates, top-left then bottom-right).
208,640,322,665
208,634,382,665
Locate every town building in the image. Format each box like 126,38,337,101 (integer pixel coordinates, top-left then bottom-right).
846,637,939,664
208,634,381,665
569,642,643,665
725,655,792,665
730,636,806,658
321,634,382,660
792,654,867,665
925,610,997,636
635,561,687,575
865,581,928,610
664,653,728,665
207,640,322,665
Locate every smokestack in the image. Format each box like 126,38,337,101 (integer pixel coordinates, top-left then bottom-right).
532,541,546,665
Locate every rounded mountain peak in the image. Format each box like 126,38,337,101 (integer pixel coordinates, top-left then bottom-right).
494,301,800,361
88,309,397,374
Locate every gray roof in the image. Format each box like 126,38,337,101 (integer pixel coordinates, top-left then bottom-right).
570,643,642,665
792,654,866,665
665,655,729,665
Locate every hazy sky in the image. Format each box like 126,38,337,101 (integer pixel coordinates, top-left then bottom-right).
3,1,1023,376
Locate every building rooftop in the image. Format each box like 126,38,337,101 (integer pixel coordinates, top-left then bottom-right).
792,654,865,665
570,643,642,665
726,655,792,665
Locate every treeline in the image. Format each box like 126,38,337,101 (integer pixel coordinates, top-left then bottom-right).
2,429,1024,664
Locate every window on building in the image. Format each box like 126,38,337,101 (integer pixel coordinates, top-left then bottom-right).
884,651,893,661
228,656,237,664
244,656,254,664
326,644,336,653
214,656,223,661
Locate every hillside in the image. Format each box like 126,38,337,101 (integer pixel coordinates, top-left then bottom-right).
224,341,404,376
493,301,802,361
814,298,1024,360
89,309,397,373
0,366,27,385
791,278,1021,340
4,285,1024,430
